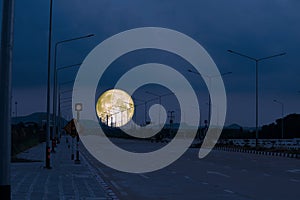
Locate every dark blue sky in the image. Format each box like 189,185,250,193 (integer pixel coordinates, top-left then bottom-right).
4,0,300,126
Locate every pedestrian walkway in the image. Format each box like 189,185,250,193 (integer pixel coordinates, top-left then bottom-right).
11,136,108,200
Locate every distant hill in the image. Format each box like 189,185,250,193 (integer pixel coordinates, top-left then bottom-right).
225,123,242,130
12,112,67,127
225,124,256,131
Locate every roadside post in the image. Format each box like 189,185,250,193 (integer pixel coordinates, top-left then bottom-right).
74,103,82,164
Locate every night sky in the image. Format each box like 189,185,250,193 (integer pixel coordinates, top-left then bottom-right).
4,0,300,127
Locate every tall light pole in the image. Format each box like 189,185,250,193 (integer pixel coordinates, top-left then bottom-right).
168,111,175,137
14,101,17,117
0,0,15,198
134,97,157,125
133,98,146,125
131,99,143,126
52,34,93,149
188,69,232,125
45,0,53,169
54,63,81,142
273,100,284,139
228,49,286,149
145,91,173,126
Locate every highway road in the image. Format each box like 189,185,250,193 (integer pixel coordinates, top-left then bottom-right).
80,138,300,200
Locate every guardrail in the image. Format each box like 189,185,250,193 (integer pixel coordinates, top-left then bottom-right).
218,138,300,150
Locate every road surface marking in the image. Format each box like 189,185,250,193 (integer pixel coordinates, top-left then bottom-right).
120,191,128,196
290,179,300,182
85,180,96,197
224,189,234,194
139,174,150,179
263,173,271,177
43,175,50,200
207,171,230,178
110,181,122,190
26,172,40,200
241,169,248,172
58,175,64,198
286,169,300,173
96,166,109,178
110,180,128,196
201,182,209,185
184,176,191,180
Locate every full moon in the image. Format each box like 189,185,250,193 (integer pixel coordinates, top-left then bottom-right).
96,89,134,127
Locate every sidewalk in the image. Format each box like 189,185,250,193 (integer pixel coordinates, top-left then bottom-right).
11,136,109,200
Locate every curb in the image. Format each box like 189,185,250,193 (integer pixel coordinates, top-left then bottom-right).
80,152,119,200
214,146,300,159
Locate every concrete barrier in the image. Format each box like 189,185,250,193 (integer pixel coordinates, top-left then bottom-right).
215,145,299,159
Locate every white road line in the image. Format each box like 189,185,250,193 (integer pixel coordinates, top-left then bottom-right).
84,180,96,197
290,179,300,183
26,172,40,200
139,174,150,179
120,191,128,196
110,181,122,190
241,169,248,172
286,169,300,173
184,176,191,180
207,171,230,178
263,173,271,177
110,180,128,196
97,167,109,178
224,189,234,194
58,175,64,199
201,182,209,185
43,175,50,200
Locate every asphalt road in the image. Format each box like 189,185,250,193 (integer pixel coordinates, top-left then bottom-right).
81,138,300,200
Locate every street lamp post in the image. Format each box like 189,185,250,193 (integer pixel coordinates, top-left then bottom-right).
273,100,284,139
133,98,147,125
188,69,232,125
145,91,174,126
57,92,61,141
131,101,143,126
132,98,142,125
228,49,286,149
74,103,82,164
0,0,15,198
15,101,17,117
52,35,93,151
134,97,157,125
55,63,81,141
45,0,54,169
59,92,73,133
168,111,175,137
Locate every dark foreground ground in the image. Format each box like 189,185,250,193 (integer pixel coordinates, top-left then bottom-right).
12,136,300,200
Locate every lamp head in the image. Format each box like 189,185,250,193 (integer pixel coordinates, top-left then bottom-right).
75,103,83,111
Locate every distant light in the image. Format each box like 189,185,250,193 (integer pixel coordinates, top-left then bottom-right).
75,103,83,111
